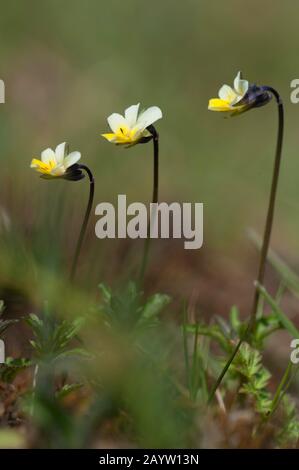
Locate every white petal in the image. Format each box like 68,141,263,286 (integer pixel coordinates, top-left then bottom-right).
107,113,128,132
124,104,140,127
218,85,238,103
63,151,81,169
55,142,67,164
233,71,249,97
136,106,162,131
41,148,55,164
51,164,65,176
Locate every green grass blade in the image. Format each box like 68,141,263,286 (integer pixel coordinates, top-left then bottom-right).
256,282,299,338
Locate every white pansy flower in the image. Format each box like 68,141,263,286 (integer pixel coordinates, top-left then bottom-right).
209,71,249,113
30,142,82,179
102,103,162,146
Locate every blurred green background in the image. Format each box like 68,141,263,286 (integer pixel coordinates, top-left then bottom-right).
0,0,299,310
1,0,299,450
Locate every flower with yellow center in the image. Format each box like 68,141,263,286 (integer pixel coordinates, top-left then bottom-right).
208,71,272,116
208,71,250,114
207,73,284,403
102,103,162,146
30,142,84,180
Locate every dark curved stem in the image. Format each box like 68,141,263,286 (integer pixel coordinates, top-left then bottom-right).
139,126,159,284
208,88,284,404
70,164,95,281
248,87,284,329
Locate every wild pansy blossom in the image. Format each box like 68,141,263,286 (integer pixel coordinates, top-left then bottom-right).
30,142,84,180
208,72,284,404
30,142,95,281
102,103,162,146
208,71,272,115
102,102,162,282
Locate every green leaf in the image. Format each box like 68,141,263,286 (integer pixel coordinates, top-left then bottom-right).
185,323,232,352
27,312,85,359
0,301,18,337
55,348,91,361
230,305,241,333
26,313,43,332
56,383,83,399
256,282,299,338
0,357,32,383
141,294,171,321
0,319,18,336
249,230,299,298
98,283,112,304
232,343,272,416
277,395,299,445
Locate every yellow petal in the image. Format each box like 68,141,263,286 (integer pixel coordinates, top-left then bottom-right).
30,158,52,175
31,158,43,167
31,158,48,170
208,98,232,112
102,133,117,142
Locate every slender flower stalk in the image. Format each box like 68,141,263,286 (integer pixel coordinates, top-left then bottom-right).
102,103,162,283
208,75,284,403
139,125,159,283
247,87,284,328
70,164,95,281
30,142,95,281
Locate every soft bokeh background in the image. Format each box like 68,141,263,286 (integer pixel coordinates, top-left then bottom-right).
0,0,299,344
1,0,299,449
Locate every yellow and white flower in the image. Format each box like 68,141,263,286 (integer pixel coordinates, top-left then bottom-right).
208,71,273,116
102,103,162,146
208,71,249,114
30,142,83,180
